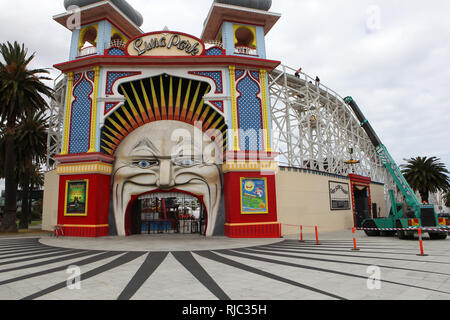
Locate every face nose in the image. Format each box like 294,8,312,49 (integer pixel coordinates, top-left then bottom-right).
158,159,175,189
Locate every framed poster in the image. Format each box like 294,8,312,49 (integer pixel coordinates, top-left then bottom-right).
240,178,269,214
329,181,350,210
64,180,89,216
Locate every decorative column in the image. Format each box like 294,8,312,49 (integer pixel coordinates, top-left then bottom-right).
223,66,280,238
88,66,101,153
61,72,74,155
260,69,272,152
228,65,240,151
55,66,114,238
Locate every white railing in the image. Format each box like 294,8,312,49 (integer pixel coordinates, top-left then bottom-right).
234,46,258,56
108,39,126,50
78,46,97,57
204,42,258,56
204,40,223,49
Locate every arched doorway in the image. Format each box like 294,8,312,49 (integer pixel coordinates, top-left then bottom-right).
353,186,370,228
349,174,373,228
127,191,207,236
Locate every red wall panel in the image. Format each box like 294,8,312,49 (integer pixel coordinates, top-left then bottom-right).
223,171,278,225
57,173,111,233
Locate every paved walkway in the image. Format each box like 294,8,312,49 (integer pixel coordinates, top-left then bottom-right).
1,230,450,300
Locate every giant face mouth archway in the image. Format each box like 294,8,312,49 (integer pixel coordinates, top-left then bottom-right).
124,190,208,236
100,74,227,237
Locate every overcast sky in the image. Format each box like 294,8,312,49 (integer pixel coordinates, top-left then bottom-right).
0,0,449,173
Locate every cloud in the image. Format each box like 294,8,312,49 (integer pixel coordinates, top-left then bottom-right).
0,0,448,173
267,0,450,168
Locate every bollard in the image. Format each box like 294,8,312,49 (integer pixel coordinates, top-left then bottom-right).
315,226,320,245
351,227,360,251
299,225,304,242
417,228,428,256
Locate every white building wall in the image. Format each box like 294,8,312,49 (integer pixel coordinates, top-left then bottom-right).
42,170,60,231
275,168,386,235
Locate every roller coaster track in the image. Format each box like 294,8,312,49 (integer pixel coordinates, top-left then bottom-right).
268,64,394,188
46,75,66,168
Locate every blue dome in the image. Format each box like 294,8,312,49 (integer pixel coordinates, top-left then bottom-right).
64,0,143,26
214,0,272,11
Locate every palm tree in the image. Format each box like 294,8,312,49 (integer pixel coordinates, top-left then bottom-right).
0,125,20,225
0,41,53,232
444,191,450,208
15,112,48,229
401,156,450,203
0,116,46,228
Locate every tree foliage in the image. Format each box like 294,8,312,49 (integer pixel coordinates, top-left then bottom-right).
15,112,48,228
0,112,48,228
401,156,450,203
0,41,53,232
0,42,53,120
444,191,450,208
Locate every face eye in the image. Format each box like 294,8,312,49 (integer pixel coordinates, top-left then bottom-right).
173,157,202,167
133,159,159,169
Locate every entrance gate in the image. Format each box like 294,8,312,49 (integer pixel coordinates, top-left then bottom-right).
353,186,370,228
130,192,206,235
349,174,373,228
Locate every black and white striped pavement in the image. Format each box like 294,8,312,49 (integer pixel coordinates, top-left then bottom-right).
1,235,450,300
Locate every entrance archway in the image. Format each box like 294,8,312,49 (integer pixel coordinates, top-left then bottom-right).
126,191,207,236
349,174,373,228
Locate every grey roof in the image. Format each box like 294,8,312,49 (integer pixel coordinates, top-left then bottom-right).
64,0,143,26
214,0,272,11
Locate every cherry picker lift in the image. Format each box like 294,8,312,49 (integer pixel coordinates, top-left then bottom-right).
344,96,449,240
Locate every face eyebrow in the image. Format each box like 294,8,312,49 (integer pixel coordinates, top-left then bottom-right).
131,138,159,155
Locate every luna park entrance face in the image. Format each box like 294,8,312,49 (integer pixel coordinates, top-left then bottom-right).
130,192,207,236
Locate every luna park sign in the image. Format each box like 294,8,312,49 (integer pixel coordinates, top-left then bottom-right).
127,31,205,57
